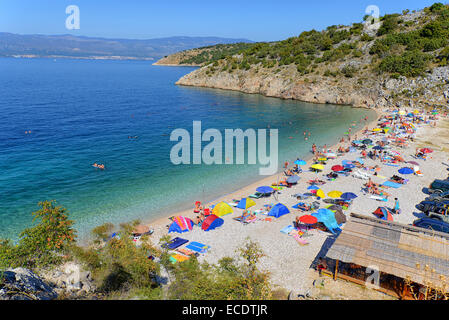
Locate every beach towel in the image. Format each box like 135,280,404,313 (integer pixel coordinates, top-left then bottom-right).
186,241,210,253
176,248,196,256
162,237,189,250
384,163,399,167
280,225,295,234
382,181,402,188
169,254,190,264
370,195,388,202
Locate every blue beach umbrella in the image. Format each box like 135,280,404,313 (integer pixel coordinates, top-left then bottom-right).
373,146,384,150
344,163,356,169
356,158,364,165
307,185,320,190
398,167,414,175
256,186,274,194
294,160,307,166
341,192,358,200
342,160,353,166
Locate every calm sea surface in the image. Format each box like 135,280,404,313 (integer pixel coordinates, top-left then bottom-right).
0,58,376,241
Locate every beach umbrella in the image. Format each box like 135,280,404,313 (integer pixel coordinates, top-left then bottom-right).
344,163,356,169
318,157,327,162
212,202,233,217
236,198,256,210
256,186,274,194
332,165,344,172
316,189,325,199
299,215,318,225
341,192,358,200
311,164,324,171
342,160,353,166
307,185,320,190
328,191,343,198
373,128,382,132
398,167,414,175
355,158,365,165
133,225,151,235
420,148,433,154
294,160,307,166
287,175,300,184
408,161,420,166
373,146,384,150
398,110,406,115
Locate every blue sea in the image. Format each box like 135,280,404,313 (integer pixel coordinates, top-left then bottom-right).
0,58,376,241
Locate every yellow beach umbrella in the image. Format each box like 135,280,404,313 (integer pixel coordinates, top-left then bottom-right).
413,110,419,114
373,128,382,132
311,164,324,171
383,128,390,134
328,191,343,198
212,202,233,217
398,110,406,115
316,189,325,199
318,157,327,162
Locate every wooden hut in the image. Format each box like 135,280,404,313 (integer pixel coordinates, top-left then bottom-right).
321,213,449,300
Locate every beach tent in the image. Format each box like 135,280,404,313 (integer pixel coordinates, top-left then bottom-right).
268,203,290,218
372,207,393,221
212,202,233,217
236,198,256,210
201,214,224,231
168,216,194,233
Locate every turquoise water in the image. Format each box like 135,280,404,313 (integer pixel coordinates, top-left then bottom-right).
0,58,376,241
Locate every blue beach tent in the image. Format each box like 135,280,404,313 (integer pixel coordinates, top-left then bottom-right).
268,203,290,218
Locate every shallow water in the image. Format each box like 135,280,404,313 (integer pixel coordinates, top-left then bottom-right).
0,58,376,241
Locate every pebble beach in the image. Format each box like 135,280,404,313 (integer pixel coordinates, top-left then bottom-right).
144,107,449,295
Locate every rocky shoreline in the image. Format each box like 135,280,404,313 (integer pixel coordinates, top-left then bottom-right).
175,63,449,109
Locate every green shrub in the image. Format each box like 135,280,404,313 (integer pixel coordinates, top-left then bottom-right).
378,50,430,77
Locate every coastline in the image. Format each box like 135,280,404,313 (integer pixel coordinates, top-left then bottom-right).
129,106,382,243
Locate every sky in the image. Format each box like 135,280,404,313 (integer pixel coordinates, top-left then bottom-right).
0,0,440,42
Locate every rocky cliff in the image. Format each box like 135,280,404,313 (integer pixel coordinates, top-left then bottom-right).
172,6,449,109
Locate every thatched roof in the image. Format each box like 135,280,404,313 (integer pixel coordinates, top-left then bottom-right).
326,213,449,292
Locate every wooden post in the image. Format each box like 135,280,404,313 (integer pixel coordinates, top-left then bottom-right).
334,260,339,281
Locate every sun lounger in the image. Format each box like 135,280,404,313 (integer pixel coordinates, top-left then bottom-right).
162,237,189,250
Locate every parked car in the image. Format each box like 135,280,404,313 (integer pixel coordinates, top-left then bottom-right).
413,217,449,234
425,190,449,202
428,179,449,194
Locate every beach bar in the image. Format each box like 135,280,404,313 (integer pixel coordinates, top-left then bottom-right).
320,213,449,300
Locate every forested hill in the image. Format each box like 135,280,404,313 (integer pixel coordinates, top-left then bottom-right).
164,3,449,109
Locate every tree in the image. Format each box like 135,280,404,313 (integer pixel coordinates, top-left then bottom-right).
0,200,77,269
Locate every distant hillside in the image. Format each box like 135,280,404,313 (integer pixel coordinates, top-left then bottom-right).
175,3,449,109
154,43,256,66
0,33,253,60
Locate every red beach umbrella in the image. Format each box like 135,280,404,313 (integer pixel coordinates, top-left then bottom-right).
299,215,318,225
331,165,344,172
420,148,433,154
